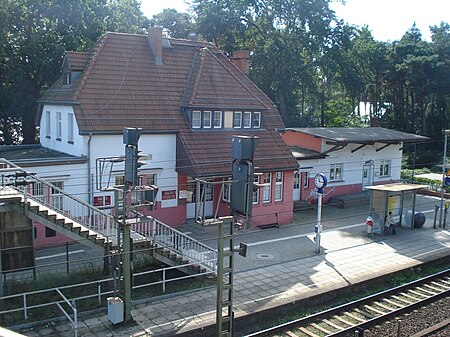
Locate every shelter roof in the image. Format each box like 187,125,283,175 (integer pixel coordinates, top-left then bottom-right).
366,183,427,192
284,127,429,144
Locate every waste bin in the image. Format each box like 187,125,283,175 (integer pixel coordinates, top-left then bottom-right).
405,210,426,228
366,216,374,234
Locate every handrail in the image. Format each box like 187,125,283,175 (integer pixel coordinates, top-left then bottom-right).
0,158,117,240
131,216,217,272
55,289,77,337
0,261,215,330
0,158,217,272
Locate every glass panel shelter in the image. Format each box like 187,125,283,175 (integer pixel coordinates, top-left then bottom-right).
366,183,426,235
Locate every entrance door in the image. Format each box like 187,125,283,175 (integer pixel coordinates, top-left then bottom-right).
362,161,374,190
293,171,300,201
186,178,214,219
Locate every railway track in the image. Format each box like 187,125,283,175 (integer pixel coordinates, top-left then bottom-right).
244,268,450,337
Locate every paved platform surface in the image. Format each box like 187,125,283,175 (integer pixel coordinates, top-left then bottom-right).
19,195,450,337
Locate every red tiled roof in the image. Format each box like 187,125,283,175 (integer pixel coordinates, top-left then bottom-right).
64,51,90,71
40,32,297,175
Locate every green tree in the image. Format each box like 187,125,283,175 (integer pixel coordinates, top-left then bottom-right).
151,8,194,39
193,0,341,126
0,0,149,144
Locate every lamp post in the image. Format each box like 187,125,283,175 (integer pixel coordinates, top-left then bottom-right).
439,130,450,227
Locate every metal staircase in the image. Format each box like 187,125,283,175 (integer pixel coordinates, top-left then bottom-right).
0,159,217,275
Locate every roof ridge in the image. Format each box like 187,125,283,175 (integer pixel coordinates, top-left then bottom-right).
73,34,109,101
204,48,270,110
189,48,209,106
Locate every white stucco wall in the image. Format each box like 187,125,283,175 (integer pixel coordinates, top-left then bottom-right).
39,104,84,156
87,134,178,208
314,140,403,186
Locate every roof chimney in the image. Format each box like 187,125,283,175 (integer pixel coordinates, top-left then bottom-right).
148,26,163,65
232,50,251,75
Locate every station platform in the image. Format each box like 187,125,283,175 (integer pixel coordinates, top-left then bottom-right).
19,196,450,337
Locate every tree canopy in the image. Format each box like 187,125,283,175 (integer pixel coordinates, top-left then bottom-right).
1,0,449,168
0,0,149,144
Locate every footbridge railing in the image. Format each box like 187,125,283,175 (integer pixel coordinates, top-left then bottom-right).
0,158,116,241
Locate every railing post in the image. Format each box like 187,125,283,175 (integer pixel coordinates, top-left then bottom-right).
23,293,28,320
72,300,78,337
98,282,102,305
162,269,166,293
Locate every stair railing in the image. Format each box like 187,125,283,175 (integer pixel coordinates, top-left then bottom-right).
131,216,217,272
0,159,117,240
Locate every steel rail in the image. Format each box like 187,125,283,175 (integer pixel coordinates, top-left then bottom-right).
244,268,450,337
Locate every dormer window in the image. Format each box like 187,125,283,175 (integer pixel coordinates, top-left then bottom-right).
213,111,222,128
63,71,71,85
192,110,201,128
243,111,251,128
233,111,242,128
203,111,212,128
191,109,262,129
253,112,261,128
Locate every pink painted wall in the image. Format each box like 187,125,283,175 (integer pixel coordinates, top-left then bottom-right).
282,130,322,152
251,171,294,228
33,222,71,248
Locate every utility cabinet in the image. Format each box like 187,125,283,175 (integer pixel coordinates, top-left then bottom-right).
107,297,124,324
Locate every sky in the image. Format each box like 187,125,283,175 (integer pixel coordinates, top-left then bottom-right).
140,0,449,42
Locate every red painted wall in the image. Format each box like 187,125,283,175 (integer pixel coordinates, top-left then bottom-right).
282,131,322,152
251,171,294,228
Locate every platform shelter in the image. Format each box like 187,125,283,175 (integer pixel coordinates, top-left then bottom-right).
366,183,427,234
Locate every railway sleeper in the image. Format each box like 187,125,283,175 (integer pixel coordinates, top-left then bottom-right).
383,298,404,308
438,278,450,286
333,315,355,327
415,286,438,296
391,294,414,305
363,304,386,315
311,322,332,335
422,283,445,293
373,301,395,312
431,280,450,290
343,311,365,323
354,307,375,319
407,289,428,299
322,318,344,331
298,326,321,337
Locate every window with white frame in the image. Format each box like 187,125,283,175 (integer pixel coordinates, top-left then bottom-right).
233,111,242,128
213,111,222,128
330,163,343,181
275,172,283,201
56,112,62,140
63,71,71,85
203,111,212,128
50,181,64,210
253,112,261,128
115,175,124,187
243,111,251,128
293,172,300,189
379,160,391,177
253,175,260,204
142,173,156,186
262,173,271,202
32,181,44,199
192,110,201,128
46,111,51,137
223,181,231,202
68,113,74,143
